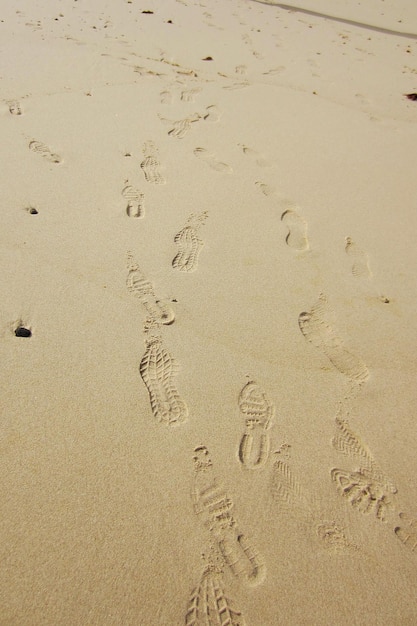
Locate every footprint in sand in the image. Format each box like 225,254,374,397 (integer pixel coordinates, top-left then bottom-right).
192,445,266,587
281,209,309,251
237,381,274,470
122,183,145,218
186,565,246,626
239,144,271,167
395,512,417,552
160,88,173,104
181,88,201,102
172,212,208,273
8,100,22,115
254,181,276,197
345,237,372,278
269,448,357,552
160,113,201,139
223,81,250,91
126,252,174,324
298,293,369,384
193,147,232,173
140,141,165,184
203,105,221,122
235,64,247,75
331,416,397,522
29,140,61,164
140,319,188,426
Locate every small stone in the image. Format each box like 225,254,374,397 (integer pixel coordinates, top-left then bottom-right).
15,327,32,337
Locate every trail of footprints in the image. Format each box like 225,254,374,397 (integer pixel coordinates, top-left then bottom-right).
18,74,414,625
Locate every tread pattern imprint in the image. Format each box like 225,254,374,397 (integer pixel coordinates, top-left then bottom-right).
172,212,208,273
125,253,188,427
331,413,417,554
191,445,266,587
237,381,274,470
139,318,188,427
269,447,357,553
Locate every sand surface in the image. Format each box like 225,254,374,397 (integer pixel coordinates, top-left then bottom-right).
1,0,417,624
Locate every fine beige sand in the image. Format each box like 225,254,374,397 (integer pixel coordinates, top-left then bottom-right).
1,0,417,624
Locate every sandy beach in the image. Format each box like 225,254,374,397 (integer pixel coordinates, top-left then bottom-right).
1,0,417,624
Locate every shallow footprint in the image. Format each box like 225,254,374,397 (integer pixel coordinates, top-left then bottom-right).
29,140,61,163
239,144,271,167
126,252,174,324
298,293,369,384
281,209,309,251
140,141,165,184
345,237,372,278
203,105,221,122
122,183,145,218
193,147,232,173
395,512,417,552
181,87,201,102
254,181,276,197
8,100,22,115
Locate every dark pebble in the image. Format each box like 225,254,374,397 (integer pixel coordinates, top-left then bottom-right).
15,327,32,337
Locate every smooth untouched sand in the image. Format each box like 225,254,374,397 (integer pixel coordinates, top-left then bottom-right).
1,0,417,624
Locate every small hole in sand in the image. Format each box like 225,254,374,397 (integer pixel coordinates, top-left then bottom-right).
28,207,38,215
